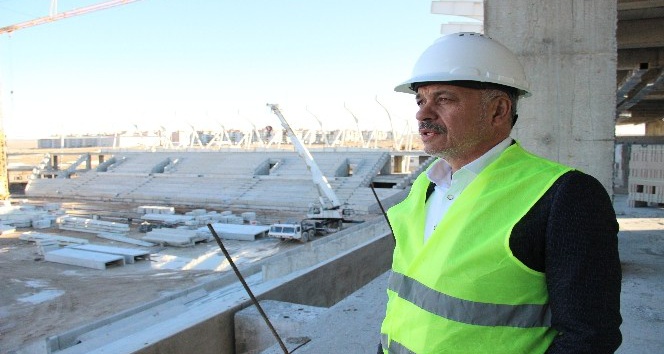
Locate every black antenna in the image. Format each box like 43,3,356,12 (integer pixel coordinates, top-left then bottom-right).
207,224,289,354
370,184,394,242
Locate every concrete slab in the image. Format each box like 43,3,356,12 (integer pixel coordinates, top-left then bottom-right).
141,228,203,247
234,300,325,354
204,223,270,241
19,232,89,246
44,248,125,270
70,244,150,264
96,232,155,247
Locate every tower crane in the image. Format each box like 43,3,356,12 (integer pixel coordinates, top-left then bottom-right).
0,0,143,199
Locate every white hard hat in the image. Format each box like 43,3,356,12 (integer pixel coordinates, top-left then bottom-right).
395,32,531,97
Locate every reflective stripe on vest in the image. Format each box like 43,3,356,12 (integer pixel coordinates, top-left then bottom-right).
381,334,413,354
388,271,552,328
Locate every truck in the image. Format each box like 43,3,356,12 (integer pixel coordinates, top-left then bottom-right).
268,218,348,243
267,220,311,243
266,104,355,242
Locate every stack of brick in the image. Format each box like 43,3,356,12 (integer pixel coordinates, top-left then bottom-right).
628,144,664,207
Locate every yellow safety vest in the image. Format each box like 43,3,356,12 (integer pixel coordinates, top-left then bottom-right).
381,143,572,354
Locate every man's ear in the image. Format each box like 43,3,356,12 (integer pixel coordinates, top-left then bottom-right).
490,95,512,127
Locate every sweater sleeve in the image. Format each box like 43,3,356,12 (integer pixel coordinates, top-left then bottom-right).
544,172,622,353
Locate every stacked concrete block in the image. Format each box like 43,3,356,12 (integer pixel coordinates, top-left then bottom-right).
628,145,664,207
140,213,194,225
36,239,59,255
20,232,89,245
186,209,208,216
0,204,53,228
42,202,63,211
57,216,130,234
241,212,257,224
0,224,16,235
31,218,53,229
136,206,175,215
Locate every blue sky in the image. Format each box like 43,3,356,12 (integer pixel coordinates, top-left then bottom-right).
0,1,444,138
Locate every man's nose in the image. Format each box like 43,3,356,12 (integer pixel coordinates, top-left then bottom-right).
416,103,433,122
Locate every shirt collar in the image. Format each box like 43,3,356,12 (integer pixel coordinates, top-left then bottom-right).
426,137,513,187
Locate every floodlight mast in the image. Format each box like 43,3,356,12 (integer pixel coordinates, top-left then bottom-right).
267,103,349,220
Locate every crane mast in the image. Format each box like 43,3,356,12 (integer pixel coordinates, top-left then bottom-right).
267,103,350,220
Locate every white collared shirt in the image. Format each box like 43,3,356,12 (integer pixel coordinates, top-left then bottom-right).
423,137,513,242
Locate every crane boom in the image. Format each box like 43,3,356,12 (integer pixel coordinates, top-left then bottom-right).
0,0,143,35
267,104,345,218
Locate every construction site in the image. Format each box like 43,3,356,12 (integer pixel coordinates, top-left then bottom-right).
1,1,664,354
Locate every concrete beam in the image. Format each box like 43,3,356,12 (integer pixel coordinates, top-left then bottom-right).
618,48,664,69
618,0,664,12
618,18,664,49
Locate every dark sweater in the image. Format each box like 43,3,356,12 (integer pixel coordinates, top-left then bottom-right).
510,170,622,353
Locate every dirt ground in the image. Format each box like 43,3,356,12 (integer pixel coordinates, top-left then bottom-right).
0,201,302,353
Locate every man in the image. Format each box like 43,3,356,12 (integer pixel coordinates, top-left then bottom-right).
379,32,622,353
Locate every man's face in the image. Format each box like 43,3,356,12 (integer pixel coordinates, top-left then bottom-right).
415,83,496,166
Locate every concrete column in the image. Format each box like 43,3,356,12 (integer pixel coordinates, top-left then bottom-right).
485,0,617,194
393,155,404,173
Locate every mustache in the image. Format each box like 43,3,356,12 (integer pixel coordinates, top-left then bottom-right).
419,121,446,134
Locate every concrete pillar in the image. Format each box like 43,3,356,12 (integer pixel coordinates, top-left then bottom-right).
393,155,404,173
485,0,617,194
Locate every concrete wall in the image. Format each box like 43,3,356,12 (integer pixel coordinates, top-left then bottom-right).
485,0,617,193
128,232,394,354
